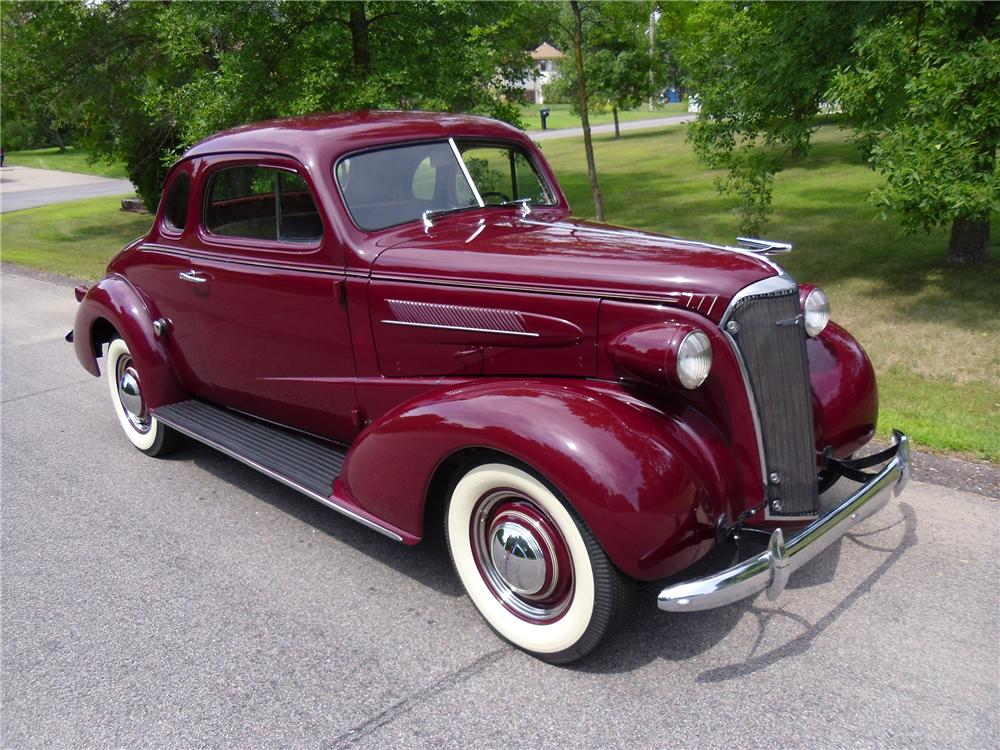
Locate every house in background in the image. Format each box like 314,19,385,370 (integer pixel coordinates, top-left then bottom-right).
522,42,565,104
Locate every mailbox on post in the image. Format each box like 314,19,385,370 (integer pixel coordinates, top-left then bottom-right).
540,108,551,130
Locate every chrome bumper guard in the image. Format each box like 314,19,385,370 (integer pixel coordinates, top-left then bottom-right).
658,431,911,612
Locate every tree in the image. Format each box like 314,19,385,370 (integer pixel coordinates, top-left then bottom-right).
546,1,666,218
557,2,657,139
830,2,1000,265
570,0,603,221
680,1,999,264
2,1,549,209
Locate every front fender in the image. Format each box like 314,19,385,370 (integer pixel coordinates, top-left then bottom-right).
808,322,878,459
342,379,739,580
73,274,185,409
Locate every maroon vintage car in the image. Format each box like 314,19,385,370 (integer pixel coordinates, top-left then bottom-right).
70,111,909,663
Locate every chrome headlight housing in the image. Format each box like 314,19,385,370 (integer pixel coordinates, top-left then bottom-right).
803,287,830,337
607,322,714,390
676,330,713,389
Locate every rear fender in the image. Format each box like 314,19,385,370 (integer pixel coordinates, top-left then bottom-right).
341,379,739,580
73,274,186,409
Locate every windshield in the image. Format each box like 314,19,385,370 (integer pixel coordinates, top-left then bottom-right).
335,138,555,231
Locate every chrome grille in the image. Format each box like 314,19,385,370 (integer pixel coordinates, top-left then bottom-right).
727,287,818,516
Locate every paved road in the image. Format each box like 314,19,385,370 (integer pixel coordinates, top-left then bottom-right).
0,165,134,213
2,268,997,748
530,113,695,141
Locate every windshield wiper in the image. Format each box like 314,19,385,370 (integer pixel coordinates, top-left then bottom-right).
422,199,532,229
501,197,533,216
421,204,484,228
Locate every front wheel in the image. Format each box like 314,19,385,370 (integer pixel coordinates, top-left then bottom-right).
446,459,632,664
105,338,179,456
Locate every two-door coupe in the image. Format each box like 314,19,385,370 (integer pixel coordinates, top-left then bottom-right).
70,111,910,663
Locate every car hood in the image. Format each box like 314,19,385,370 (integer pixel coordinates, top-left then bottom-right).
372,215,779,322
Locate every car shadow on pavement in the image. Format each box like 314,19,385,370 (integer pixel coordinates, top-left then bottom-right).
173,440,466,599
576,502,917,677
162,438,918,673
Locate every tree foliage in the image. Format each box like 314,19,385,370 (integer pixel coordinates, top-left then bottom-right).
679,1,869,235
680,1,999,263
830,2,1000,264
549,1,657,134
2,1,548,208
548,1,693,135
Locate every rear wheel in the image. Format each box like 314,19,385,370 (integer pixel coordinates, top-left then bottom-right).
445,459,632,664
105,338,179,456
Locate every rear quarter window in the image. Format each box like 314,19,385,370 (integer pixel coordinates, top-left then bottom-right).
162,173,190,232
205,166,323,243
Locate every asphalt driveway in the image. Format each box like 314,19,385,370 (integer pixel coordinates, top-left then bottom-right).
530,113,695,141
0,165,134,213
2,268,997,748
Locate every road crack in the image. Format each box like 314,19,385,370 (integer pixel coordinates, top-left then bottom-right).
325,648,507,749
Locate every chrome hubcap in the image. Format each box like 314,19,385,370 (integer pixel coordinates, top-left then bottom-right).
472,490,573,622
116,358,151,433
489,518,548,596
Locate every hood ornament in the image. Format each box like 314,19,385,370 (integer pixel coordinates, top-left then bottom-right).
736,237,793,255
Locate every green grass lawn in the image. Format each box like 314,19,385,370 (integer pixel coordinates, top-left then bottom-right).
519,101,688,131
0,195,149,279
539,124,1000,460
4,146,128,179
2,128,996,460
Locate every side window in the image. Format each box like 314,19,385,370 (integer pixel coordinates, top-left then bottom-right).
277,171,323,241
458,145,555,206
205,165,322,243
162,173,190,232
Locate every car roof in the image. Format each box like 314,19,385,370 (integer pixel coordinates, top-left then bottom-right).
182,110,531,166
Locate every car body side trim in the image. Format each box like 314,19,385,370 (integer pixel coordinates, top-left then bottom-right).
141,243,348,277
368,272,686,305
380,319,540,338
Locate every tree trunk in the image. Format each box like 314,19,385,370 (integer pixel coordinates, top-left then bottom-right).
571,0,604,221
948,3,999,266
44,123,66,152
947,217,990,265
348,2,372,75
612,105,620,139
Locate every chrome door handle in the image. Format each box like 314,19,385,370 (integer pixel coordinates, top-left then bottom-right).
178,270,207,284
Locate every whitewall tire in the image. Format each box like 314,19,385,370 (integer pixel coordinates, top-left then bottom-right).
446,458,632,664
105,338,178,456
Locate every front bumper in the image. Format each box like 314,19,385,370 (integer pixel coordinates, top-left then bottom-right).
658,430,911,612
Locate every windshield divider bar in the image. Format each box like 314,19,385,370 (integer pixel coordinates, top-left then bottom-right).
449,138,484,208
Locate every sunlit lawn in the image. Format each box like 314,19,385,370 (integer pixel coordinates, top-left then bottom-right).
539,124,1000,460
4,146,128,179
0,195,149,280
518,101,688,131
2,126,997,460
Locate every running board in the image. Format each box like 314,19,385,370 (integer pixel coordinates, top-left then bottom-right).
152,400,402,541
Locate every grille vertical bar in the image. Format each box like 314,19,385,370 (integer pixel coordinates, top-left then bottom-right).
729,289,818,516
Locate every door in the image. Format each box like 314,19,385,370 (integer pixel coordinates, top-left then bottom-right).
124,170,211,396
186,160,358,442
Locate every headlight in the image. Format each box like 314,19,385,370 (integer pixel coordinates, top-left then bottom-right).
803,287,830,337
677,330,713,389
